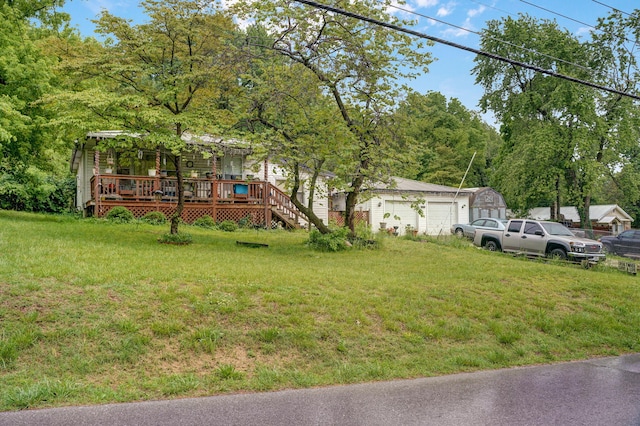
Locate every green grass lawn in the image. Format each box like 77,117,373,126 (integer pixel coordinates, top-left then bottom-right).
1,210,639,410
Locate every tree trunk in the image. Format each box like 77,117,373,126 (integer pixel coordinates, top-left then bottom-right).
171,154,184,234
290,162,331,234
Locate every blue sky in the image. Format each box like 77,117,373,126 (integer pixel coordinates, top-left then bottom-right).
61,0,631,125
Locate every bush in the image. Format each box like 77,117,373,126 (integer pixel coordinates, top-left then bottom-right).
106,206,135,223
141,211,166,225
158,232,193,245
238,215,253,229
218,220,238,232
0,167,75,213
308,227,350,252
193,215,216,229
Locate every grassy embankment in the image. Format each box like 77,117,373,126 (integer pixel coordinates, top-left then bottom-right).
1,210,639,410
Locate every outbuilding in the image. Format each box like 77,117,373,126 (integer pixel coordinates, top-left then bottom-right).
331,177,471,235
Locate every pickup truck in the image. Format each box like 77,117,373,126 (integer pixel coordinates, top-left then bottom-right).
473,219,606,263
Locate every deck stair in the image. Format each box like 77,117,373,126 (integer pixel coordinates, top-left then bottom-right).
267,184,307,229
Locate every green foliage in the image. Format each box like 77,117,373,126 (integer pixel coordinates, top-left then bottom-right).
105,206,134,223
308,227,350,252
232,0,433,231
238,215,253,229
0,168,75,213
193,215,216,229
158,232,193,245
218,220,238,232
141,211,167,225
393,92,501,187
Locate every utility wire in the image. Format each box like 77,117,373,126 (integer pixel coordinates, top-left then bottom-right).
592,0,632,16
519,0,596,30
293,0,640,101
518,0,640,46
386,1,602,78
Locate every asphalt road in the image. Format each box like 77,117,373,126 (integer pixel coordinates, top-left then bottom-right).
2,354,639,426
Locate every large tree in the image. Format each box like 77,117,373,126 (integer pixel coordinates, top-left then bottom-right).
48,0,243,233
0,1,77,211
233,0,433,234
587,8,640,221
473,14,615,222
392,91,501,188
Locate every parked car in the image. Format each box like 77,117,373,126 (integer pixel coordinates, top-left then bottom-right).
474,219,606,264
451,218,508,239
599,230,640,259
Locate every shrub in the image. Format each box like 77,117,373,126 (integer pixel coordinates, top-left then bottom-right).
158,232,193,245
308,227,350,252
0,167,75,213
218,220,238,232
141,211,166,225
106,206,134,223
193,215,216,229
238,215,253,229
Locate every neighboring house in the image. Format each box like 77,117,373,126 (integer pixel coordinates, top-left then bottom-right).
70,131,329,228
331,177,471,235
528,204,633,236
465,187,508,222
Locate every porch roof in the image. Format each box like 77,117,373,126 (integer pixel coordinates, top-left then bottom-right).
71,131,254,172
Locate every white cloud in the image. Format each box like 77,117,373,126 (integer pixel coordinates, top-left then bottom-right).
413,0,439,7
85,0,116,15
467,5,486,18
436,6,453,17
441,17,474,38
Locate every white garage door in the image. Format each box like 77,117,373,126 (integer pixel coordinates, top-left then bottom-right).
384,200,418,230
427,202,457,235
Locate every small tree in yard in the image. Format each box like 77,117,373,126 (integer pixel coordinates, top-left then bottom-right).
47,0,243,234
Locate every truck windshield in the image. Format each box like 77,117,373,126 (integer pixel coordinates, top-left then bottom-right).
541,222,574,236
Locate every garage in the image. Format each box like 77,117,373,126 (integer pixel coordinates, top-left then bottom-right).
384,200,419,230
427,202,458,235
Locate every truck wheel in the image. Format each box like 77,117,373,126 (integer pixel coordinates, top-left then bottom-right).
602,243,613,254
548,248,567,260
485,240,499,251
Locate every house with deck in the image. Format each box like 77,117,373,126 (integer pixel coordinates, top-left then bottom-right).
70,131,328,228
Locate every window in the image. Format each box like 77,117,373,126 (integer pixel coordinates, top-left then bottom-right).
524,221,543,235
620,231,635,239
485,220,498,229
507,220,523,233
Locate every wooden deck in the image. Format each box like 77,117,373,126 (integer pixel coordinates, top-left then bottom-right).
89,175,304,228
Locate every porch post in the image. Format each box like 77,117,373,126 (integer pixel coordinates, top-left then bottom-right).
94,148,100,217
212,156,218,220
264,158,270,228
155,148,161,193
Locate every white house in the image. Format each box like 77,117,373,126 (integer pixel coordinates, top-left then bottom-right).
528,204,633,236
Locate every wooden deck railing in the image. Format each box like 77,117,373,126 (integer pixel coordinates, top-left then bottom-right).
91,175,268,204
89,174,308,227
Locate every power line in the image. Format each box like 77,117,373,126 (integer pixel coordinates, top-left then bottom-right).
518,0,597,31
518,0,640,46
386,1,602,79
293,0,640,101
592,0,632,16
